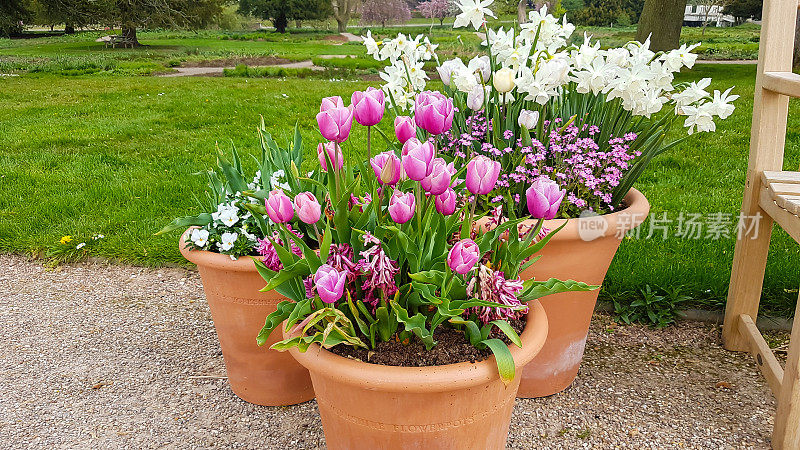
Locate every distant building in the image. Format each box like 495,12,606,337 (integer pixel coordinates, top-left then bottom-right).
684,5,737,27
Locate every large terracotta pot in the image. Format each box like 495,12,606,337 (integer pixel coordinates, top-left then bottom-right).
286,300,549,450
179,230,314,406
515,188,650,397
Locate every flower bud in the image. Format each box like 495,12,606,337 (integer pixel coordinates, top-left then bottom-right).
493,67,516,93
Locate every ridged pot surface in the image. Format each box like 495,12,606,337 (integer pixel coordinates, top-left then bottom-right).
286,300,549,450
477,188,649,398
180,230,314,406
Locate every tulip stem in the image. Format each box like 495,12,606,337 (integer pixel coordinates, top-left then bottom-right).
367,126,372,161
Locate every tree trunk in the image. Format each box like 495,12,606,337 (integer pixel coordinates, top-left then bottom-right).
295,20,302,28
517,0,527,24
336,19,347,32
274,14,288,33
65,23,75,34
121,26,140,46
439,18,444,26
636,0,688,52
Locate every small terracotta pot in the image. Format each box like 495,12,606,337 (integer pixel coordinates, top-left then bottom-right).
477,188,649,398
285,300,548,450
180,229,314,406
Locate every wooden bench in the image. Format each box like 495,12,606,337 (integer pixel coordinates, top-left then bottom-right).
723,1,800,448
103,35,137,49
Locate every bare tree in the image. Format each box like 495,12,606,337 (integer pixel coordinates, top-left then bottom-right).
331,0,360,32
697,0,731,36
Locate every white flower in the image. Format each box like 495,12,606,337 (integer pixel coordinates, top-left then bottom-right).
493,66,516,93
454,0,496,30
707,87,739,119
76,242,86,250
520,6,573,53
572,34,601,69
682,104,716,134
468,55,491,82
453,67,480,93
191,228,210,248
437,58,467,86
217,232,238,252
571,58,609,95
518,110,539,129
662,43,701,72
219,207,239,227
466,85,485,111
672,78,711,109
363,30,380,58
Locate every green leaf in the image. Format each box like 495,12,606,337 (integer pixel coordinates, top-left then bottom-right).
257,300,296,346
375,306,397,342
390,300,435,350
319,222,333,264
155,213,212,235
489,320,522,348
518,222,567,261
408,270,446,287
519,278,598,302
260,259,310,292
481,338,516,385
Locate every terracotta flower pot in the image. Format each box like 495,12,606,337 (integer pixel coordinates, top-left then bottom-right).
179,229,314,406
285,300,549,450
516,188,649,397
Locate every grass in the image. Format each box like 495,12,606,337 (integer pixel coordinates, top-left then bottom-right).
0,25,797,315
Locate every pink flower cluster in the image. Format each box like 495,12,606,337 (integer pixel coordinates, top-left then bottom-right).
467,265,528,322
256,226,304,271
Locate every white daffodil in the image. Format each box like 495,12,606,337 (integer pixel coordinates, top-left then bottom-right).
217,232,238,252
191,228,210,248
672,78,711,109
708,87,739,120
363,30,380,58
454,0,496,30
662,43,701,72
682,104,716,134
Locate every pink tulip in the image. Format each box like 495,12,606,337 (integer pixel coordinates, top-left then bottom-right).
317,142,344,171
265,190,294,224
401,138,435,181
465,155,501,195
447,239,481,275
526,177,566,220
294,192,321,224
316,105,353,143
394,116,417,143
320,96,344,112
351,87,385,127
388,190,415,224
421,157,452,195
370,151,401,186
414,91,454,135
435,188,457,216
314,264,347,303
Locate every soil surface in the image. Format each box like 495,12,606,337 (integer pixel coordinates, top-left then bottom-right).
329,319,525,366
0,253,784,448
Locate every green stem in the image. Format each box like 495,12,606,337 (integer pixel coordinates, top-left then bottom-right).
367,126,372,161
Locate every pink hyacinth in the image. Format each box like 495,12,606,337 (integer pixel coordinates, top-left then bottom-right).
414,91,454,135
317,142,344,171
351,87,385,127
394,116,417,143
256,227,304,271
265,190,293,223
316,105,353,143
370,151,401,186
467,265,528,324
314,264,347,303
388,190,415,224
465,155,501,196
354,232,399,309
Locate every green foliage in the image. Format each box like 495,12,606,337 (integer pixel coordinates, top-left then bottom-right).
611,285,691,327
0,0,30,36
238,0,332,33
724,0,762,23
570,0,644,26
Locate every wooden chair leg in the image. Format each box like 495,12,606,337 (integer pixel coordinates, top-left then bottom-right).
722,210,775,351
773,291,800,449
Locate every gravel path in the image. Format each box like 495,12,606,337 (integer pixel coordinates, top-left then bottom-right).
160,61,322,78
0,254,781,449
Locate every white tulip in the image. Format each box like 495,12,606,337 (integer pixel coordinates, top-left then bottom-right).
518,110,539,130
467,85,485,111
493,67,515,93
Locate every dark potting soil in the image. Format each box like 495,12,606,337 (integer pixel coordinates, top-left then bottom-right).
328,319,526,367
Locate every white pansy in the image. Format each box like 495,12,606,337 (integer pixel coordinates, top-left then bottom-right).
518,110,539,129
211,203,239,227
454,0,496,30
191,228,210,248
270,169,290,191
217,232,238,252
467,55,491,82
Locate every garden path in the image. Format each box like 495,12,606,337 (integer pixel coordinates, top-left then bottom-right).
0,254,780,448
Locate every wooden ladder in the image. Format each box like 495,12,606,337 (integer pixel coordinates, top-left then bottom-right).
723,1,800,448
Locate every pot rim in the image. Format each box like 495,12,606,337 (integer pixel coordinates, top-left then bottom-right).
284,299,548,393
179,228,260,272
479,187,650,242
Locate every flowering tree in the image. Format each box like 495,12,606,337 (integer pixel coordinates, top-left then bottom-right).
418,0,452,26
360,0,412,27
